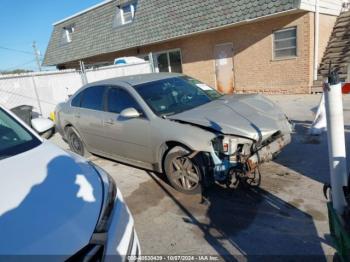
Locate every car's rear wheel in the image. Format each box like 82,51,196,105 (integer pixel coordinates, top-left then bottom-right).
66,127,87,157
164,149,202,194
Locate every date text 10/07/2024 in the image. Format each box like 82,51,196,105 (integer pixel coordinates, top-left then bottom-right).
127,255,220,261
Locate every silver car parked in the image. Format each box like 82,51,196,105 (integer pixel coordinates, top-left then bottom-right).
55,73,292,194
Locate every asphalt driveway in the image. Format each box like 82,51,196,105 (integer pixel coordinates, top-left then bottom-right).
50,94,350,261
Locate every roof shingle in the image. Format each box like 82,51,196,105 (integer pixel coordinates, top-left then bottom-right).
43,0,298,66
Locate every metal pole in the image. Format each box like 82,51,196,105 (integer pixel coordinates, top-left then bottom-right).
324,71,348,214
148,52,155,73
31,76,43,116
32,41,42,72
79,60,88,85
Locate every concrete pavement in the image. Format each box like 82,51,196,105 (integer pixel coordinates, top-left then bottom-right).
50,94,350,261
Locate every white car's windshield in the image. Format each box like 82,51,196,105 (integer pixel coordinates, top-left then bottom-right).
0,108,41,160
135,76,223,117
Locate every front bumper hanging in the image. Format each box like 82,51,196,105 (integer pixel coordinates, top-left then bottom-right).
247,133,291,169
211,133,291,179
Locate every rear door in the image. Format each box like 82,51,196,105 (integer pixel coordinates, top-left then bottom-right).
103,86,152,163
75,86,107,152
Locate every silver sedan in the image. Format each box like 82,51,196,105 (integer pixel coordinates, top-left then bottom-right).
55,73,293,194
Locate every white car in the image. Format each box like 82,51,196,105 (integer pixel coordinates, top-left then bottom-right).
114,57,146,65
0,105,140,260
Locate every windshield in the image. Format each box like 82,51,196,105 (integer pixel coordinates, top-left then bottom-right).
0,108,41,160
135,76,223,117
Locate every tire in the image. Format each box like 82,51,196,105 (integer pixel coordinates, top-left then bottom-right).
66,127,88,157
164,149,202,194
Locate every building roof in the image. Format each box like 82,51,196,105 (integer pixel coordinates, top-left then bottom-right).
43,0,299,66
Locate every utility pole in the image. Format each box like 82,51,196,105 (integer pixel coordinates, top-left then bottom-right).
32,41,42,72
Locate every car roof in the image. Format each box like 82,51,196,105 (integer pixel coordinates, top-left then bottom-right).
84,73,183,87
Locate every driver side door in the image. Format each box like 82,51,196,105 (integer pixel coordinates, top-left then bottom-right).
102,86,152,164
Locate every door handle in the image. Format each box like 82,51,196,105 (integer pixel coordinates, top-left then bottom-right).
105,119,114,125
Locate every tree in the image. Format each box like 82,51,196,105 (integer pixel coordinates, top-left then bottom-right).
0,69,33,75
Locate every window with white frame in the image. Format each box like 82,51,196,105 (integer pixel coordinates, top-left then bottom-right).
61,24,75,44
114,2,137,27
153,49,183,73
273,27,297,59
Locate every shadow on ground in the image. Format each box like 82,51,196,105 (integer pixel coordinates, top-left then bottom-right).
275,120,350,184
126,170,328,261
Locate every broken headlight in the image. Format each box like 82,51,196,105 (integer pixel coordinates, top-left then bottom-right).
212,136,253,162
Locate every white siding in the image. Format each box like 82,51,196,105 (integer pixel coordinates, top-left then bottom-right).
300,0,344,15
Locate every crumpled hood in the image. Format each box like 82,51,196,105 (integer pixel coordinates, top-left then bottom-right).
0,141,103,256
170,94,292,141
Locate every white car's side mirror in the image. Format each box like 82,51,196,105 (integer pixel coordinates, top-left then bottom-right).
120,108,141,119
31,118,55,139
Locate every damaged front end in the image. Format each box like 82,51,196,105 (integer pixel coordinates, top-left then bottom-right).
209,131,291,187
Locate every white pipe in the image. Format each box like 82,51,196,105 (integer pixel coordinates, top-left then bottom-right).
313,0,320,81
324,82,348,214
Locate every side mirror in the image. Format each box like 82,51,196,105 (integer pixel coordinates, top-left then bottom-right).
120,107,141,119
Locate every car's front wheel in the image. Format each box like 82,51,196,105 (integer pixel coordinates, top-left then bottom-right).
66,126,88,157
164,149,202,194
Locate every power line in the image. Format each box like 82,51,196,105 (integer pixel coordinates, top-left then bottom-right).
0,45,33,55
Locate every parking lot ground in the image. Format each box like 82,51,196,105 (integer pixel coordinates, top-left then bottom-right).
50,94,350,261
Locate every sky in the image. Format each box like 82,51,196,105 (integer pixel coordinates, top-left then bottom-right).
0,0,102,72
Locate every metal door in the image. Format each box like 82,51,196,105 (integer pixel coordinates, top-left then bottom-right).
75,108,106,152
214,43,234,94
74,86,107,152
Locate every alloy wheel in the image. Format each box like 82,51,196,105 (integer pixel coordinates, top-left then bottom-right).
170,156,200,190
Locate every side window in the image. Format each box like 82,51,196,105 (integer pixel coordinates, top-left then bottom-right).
273,27,297,59
107,88,142,114
107,88,121,114
71,92,82,107
81,86,106,111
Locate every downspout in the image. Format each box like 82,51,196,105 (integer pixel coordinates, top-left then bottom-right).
313,0,320,81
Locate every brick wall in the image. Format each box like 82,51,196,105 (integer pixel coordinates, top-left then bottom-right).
142,12,314,93
61,11,337,94
317,13,338,66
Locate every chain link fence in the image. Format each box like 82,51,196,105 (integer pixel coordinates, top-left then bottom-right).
0,62,151,117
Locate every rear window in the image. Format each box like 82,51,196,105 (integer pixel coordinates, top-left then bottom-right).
80,86,106,111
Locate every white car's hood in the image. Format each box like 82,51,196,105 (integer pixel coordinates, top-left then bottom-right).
0,141,103,256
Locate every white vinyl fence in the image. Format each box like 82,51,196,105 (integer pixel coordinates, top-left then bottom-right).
0,62,151,117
